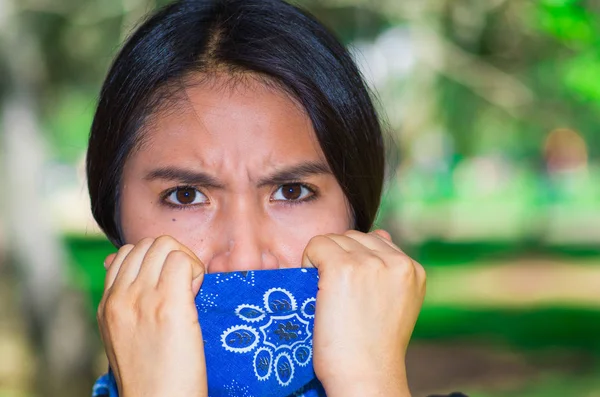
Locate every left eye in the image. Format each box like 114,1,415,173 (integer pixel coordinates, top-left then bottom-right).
165,187,208,206
271,183,313,201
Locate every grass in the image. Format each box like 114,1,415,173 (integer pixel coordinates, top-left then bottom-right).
468,369,600,397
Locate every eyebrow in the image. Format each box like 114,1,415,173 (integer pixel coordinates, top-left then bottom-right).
257,161,332,187
144,161,332,188
144,167,225,188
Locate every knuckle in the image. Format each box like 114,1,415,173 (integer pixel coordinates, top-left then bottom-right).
390,254,416,278
415,261,426,275
391,251,412,265
155,235,177,248
364,254,385,268
136,237,155,249
307,235,328,247
165,249,189,263
343,229,361,238
118,243,135,254
145,295,180,324
416,262,427,285
154,300,174,323
101,293,132,325
101,294,119,316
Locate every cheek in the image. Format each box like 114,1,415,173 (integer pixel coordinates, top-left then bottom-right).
122,208,218,266
120,187,214,247
268,205,351,267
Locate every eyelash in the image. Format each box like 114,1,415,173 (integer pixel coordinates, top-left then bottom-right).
160,185,209,210
272,182,318,206
159,183,319,209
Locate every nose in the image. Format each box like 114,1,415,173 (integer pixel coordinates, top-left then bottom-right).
206,200,278,273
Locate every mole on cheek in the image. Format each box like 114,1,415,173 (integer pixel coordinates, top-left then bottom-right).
172,218,176,222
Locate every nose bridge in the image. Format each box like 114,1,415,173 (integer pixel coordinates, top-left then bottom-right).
222,195,264,270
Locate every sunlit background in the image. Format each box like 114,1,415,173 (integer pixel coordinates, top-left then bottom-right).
1,0,599,396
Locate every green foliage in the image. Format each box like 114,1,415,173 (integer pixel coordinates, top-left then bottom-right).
564,51,600,102
537,0,595,45
535,0,600,108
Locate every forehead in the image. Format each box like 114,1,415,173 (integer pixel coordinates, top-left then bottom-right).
131,75,324,173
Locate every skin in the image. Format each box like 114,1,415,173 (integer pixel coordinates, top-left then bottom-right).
97,74,426,397
119,76,351,270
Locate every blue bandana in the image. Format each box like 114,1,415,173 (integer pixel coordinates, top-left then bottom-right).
92,268,326,397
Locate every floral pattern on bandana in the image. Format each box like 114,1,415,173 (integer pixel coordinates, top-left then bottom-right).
92,268,325,397
220,287,316,386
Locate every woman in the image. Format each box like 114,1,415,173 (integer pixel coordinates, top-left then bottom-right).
87,0,465,395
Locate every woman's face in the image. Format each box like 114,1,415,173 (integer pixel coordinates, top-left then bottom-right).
120,76,352,273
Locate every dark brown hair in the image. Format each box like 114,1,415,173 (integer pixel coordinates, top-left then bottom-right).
87,0,385,247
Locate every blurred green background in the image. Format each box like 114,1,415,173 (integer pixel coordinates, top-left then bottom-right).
1,0,600,396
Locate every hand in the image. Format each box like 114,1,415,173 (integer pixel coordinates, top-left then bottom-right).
98,236,208,397
303,230,426,397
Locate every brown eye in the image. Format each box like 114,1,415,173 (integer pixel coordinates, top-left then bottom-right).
281,184,302,200
176,187,196,204
165,187,208,206
272,183,313,202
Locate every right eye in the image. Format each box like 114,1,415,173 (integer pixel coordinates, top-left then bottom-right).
164,187,209,207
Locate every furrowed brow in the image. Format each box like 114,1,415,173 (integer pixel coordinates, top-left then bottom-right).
257,161,331,187
144,167,225,188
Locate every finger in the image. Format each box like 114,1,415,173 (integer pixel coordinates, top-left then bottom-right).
111,238,155,289
342,230,399,253
104,253,117,270
191,271,204,296
158,250,205,297
146,235,203,263
371,229,391,241
369,229,404,252
301,235,349,271
136,236,205,288
323,233,368,253
345,231,418,276
323,233,397,272
104,244,135,293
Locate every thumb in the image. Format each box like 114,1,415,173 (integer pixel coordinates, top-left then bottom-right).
191,261,206,296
